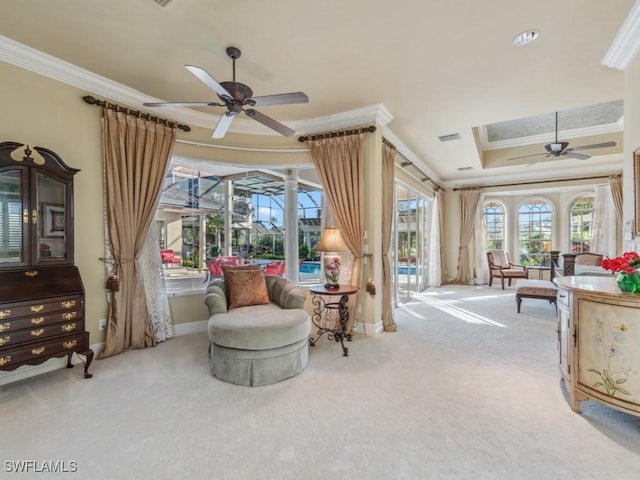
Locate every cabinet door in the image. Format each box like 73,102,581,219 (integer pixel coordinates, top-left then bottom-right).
34,171,70,265
0,167,29,267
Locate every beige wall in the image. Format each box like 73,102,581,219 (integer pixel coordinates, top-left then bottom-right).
624,53,640,251
0,62,108,342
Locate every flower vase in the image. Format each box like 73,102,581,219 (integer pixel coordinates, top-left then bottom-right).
616,271,640,293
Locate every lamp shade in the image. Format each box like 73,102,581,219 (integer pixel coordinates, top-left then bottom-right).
314,228,346,253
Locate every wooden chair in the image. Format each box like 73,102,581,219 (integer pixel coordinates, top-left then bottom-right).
487,250,528,289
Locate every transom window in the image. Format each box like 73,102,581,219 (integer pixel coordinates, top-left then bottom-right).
483,200,504,251
569,195,594,254
518,199,552,266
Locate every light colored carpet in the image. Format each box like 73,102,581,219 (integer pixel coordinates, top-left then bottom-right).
2,285,640,479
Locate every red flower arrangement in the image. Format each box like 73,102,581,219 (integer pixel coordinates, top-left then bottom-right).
601,251,640,274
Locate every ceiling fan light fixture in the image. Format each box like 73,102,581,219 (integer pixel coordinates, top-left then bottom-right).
513,30,540,46
545,141,569,154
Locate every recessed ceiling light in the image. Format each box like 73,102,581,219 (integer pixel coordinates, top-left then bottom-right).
513,30,540,46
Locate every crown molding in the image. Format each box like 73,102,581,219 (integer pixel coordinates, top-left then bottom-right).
0,34,395,139
382,128,442,185
603,0,640,70
479,121,624,151
441,154,623,188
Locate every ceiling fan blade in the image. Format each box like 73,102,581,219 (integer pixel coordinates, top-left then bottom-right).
563,152,591,160
211,112,235,139
569,141,617,151
508,152,547,161
143,101,223,108
248,92,309,107
244,108,295,136
185,65,232,100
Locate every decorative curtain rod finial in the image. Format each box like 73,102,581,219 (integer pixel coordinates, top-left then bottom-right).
81,95,191,132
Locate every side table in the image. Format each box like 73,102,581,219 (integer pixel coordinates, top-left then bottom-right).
527,265,550,280
308,285,359,357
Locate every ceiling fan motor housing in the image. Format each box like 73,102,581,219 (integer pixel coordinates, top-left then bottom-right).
219,81,253,103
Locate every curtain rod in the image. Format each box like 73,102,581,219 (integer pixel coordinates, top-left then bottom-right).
297,125,376,142
452,174,618,191
82,95,191,132
386,138,441,192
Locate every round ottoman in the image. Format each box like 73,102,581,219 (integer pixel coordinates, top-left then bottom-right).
207,302,310,387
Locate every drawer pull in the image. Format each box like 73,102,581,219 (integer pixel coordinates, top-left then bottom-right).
0,336,10,346
23,208,28,224
63,340,77,349
61,301,76,309
62,312,77,320
31,209,37,225
25,270,38,277
30,305,44,313
0,310,11,319
31,317,45,325
0,355,11,366
32,347,45,356
61,323,76,332
0,322,9,332
30,329,44,337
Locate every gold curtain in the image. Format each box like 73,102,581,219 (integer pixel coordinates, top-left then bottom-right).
381,142,396,332
100,109,176,358
308,134,364,331
450,188,482,285
609,175,623,228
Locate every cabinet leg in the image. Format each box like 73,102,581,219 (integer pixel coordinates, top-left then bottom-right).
79,349,94,379
66,352,74,368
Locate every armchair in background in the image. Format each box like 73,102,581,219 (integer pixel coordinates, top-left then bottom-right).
487,250,528,289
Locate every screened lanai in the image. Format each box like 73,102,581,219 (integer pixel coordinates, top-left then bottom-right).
155,157,323,293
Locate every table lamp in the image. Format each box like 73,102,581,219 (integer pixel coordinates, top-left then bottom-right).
314,227,347,288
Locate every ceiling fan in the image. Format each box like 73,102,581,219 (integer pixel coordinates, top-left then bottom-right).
143,46,308,139
508,112,616,164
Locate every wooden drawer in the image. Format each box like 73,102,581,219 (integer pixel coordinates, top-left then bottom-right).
0,320,82,348
0,308,82,334
0,295,82,320
0,332,88,369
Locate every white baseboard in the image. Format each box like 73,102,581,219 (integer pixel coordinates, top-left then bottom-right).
173,319,208,336
0,320,209,386
352,320,384,336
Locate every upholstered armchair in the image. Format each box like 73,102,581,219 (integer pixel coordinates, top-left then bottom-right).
574,253,604,266
487,250,528,289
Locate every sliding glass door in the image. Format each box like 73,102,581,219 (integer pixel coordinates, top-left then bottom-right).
392,182,431,304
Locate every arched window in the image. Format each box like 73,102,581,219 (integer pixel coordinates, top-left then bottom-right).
569,195,594,254
518,199,553,266
483,200,505,250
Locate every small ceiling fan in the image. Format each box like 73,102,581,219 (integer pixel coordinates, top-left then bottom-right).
143,46,308,139
508,112,616,164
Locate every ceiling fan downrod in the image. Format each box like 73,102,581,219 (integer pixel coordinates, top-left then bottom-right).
226,46,241,82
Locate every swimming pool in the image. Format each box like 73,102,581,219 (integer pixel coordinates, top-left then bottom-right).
396,265,418,275
300,261,321,274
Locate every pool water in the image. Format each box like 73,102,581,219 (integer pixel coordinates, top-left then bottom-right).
300,261,321,274
396,265,418,275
